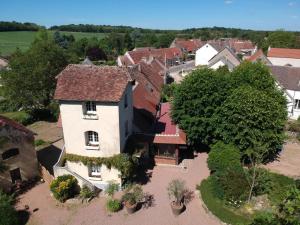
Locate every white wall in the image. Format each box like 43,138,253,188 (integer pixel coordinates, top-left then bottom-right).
268,57,300,67
195,44,218,66
286,89,300,120
209,60,225,70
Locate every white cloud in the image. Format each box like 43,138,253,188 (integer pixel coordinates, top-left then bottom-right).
224,0,233,4
291,15,299,19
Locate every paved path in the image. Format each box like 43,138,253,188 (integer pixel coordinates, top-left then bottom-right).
17,153,221,225
265,142,300,178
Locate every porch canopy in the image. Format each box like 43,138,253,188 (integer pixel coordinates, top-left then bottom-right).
153,102,187,165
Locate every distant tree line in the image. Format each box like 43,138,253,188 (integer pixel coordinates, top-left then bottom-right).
0,21,44,31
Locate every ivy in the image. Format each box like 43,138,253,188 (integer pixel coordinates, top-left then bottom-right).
65,153,137,179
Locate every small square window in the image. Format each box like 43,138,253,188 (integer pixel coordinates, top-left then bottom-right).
90,165,101,177
85,101,96,114
86,131,99,146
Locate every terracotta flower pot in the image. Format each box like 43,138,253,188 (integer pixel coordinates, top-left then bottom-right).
170,201,184,215
125,201,137,214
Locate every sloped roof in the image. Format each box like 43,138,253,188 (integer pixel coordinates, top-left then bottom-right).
269,65,300,91
153,103,186,145
0,115,34,136
174,39,203,52
54,64,132,102
208,47,240,68
247,49,271,64
268,48,300,59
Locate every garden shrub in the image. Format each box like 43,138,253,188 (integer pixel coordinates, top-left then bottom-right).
0,111,32,125
50,175,79,202
250,212,279,225
287,120,300,133
34,139,47,147
106,199,121,212
80,185,94,199
0,191,18,225
219,169,250,204
207,142,242,174
105,182,119,198
248,168,273,196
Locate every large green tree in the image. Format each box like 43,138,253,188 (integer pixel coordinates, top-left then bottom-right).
0,30,69,110
213,85,287,154
172,68,231,145
0,191,18,225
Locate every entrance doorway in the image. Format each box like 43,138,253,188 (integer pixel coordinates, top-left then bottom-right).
10,168,22,183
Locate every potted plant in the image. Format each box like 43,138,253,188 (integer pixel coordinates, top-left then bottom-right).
167,179,186,215
122,184,144,214
105,182,121,213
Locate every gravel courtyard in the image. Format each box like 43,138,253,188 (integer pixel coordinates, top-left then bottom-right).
16,153,221,225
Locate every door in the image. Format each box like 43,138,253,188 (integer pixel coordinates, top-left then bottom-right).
10,168,22,183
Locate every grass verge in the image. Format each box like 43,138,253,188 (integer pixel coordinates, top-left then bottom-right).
198,178,252,225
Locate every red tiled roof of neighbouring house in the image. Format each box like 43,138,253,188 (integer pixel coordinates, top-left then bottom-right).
140,61,164,92
0,115,34,136
153,103,186,145
126,47,183,64
268,48,300,59
269,65,300,91
175,39,203,52
231,40,255,52
248,49,265,62
54,64,133,102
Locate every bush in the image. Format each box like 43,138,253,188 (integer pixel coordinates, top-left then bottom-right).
122,184,144,205
80,185,94,199
249,168,273,196
167,179,186,205
0,191,18,225
287,120,300,133
207,142,242,174
250,212,279,225
50,175,79,202
198,178,252,225
106,199,121,212
105,182,119,198
219,169,250,204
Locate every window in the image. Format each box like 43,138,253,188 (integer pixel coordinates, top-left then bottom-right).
295,99,300,110
85,101,96,114
125,120,129,137
86,131,99,146
90,165,101,177
2,148,19,160
124,94,128,108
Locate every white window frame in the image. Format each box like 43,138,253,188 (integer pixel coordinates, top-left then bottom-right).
86,131,99,146
90,165,101,177
295,99,300,110
85,101,97,115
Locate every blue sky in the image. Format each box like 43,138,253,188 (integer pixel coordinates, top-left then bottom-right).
1,0,300,31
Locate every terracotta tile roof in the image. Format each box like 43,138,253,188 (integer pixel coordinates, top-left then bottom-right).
269,65,300,91
175,39,203,52
268,48,300,59
127,47,183,64
54,64,132,102
248,49,264,62
0,115,34,136
153,103,186,145
140,61,164,91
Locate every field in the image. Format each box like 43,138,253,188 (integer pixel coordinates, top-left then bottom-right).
0,31,108,56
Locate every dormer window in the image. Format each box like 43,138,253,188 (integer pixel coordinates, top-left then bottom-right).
85,101,96,114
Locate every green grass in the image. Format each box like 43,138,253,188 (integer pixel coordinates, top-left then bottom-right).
0,31,108,56
0,111,32,125
198,178,253,225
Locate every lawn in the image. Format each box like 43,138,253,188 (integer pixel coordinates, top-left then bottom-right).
0,111,32,125
0,31,108,56
198,178,253,225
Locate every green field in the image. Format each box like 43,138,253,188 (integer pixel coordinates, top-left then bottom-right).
0,31,108,56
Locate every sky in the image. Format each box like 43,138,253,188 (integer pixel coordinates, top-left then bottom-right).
1,0,300,31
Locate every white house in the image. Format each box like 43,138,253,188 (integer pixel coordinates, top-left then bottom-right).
267,48,300,67
195,43,220,66
269,65,300,120
208,47,240,71
54,64,134,190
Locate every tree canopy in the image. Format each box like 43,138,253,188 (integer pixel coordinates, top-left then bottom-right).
0,30,69,110
172,62,287,157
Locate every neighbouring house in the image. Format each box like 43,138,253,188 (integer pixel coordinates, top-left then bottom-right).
54,65,134,189
269,65,300,120
170,38,203,55
246,49,272,65
0,116,38,192
195,43,221,66
152,102,187,165
208,47,240,71
267,48,300,67
117,47,183,67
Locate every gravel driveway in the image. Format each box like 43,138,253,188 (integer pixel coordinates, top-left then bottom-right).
16,153,221,225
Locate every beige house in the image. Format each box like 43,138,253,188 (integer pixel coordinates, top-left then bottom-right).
208,47,240,71
0,115,38,192
54,65,134,190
